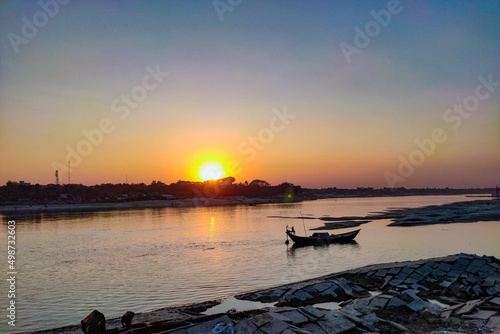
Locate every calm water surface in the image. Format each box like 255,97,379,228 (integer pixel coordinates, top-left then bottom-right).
1,195,499,332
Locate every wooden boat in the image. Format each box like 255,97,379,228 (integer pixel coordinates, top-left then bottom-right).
286,228,360,245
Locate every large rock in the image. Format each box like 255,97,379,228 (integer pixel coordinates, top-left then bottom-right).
234,318,258,334
301,322,327,333
259,318,290,334
279,310,309,325
317,310,356,334
300,305,328,320
285,289,314,306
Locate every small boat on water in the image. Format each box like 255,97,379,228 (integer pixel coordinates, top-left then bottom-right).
286,227,360,246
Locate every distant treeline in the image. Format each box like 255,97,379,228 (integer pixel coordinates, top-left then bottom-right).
0,179,493,205
310,187,494,198
0,178,303,204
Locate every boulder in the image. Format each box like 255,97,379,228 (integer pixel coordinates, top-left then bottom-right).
317,310,356,334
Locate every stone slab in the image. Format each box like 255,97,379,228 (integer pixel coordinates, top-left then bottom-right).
438,262,452,272
389,278,404,287
487,284,500,296
396,272,410,281
482,276,497,287
404,272,424,284
342,312,375,331
465,265,482,274
487,316,500,329
375,269,388,277
455,299,483,315
428,261,439,269
455,257,471,267
411,283,429,291
259,318,290,334
317,311,356,334
469,258,486,268
402,289,422,301
300,305,327,320
369,296,389,309
294,289,314,302
416,265,434,277
303,286,319,296
339,305,362,318
250,313,276,328
400,266,414,275
480,264,496,275
318,286,338,300
334,280,354,297
462,310,497,320
279,310,309,325
233,318,258,334
313,281,334,293
447,270,462,278
268,312,293,323
387,296,408,308
431,269,447,278
388,266,402,275
362,312,379,326
439,280,453,288
301,322,327,334
451,262,467,273
407,299,431,312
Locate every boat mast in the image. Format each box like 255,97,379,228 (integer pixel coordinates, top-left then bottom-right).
300,212,307,237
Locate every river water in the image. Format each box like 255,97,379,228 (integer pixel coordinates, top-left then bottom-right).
1,195,499,332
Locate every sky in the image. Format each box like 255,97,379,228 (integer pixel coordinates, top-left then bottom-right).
0,0,499,189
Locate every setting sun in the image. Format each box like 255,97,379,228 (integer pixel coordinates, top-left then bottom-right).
198,161,226,181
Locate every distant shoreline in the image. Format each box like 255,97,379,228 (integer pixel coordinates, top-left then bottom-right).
0,196,280,214
0,193,496,215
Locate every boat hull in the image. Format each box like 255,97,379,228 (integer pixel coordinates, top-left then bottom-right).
286,229,360,246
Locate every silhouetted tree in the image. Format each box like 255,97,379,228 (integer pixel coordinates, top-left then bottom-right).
249,179,270,187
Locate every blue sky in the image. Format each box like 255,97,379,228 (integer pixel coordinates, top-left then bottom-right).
1,0,499,187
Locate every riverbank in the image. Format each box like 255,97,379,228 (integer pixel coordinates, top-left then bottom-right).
24,253,500,334
0,196,282,214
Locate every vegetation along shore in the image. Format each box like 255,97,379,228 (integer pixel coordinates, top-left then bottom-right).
0,179,496,214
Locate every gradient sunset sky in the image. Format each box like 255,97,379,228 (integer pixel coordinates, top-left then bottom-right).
1,1,499,188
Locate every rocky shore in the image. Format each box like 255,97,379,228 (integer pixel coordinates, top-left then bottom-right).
25,253,500,334
272,199,500,230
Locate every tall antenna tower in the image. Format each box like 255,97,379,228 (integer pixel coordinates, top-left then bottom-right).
55,170,59,185
67,161,71,184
